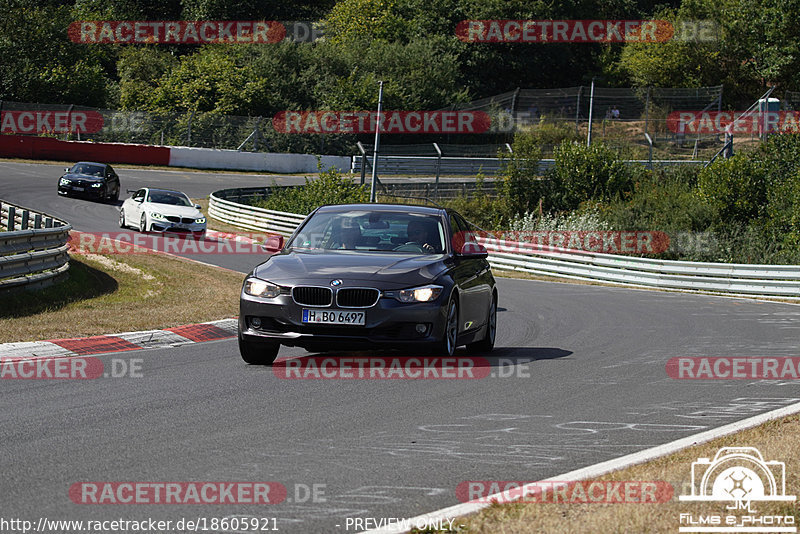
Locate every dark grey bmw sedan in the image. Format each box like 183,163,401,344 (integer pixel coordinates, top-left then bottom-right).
238,203,497,365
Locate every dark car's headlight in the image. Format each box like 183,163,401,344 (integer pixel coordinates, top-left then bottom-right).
386,284,443,303
59,178,70,186
244,278,282,298
90,183,102,188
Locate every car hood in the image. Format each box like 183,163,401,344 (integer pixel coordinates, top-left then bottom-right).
144,204,202,218
253,250,449,288
64,173,104,182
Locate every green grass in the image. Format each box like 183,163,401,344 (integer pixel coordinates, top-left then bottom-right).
0,252,243,343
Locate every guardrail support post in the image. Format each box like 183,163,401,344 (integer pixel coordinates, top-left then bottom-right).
45,217,53,228
34,213,42,229
8,206,15,231
21,210,29,230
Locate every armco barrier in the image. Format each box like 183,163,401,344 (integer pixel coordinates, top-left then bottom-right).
208,188,800,299
209,188,306,236
483,242,800,298
1,200,72,291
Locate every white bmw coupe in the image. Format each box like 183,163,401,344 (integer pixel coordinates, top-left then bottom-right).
119,188,207,237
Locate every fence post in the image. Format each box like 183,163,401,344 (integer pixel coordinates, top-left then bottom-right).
575,86,583,135
357,142,367,185
253,117,260,151
65,104,74,140
432,142,442,199
510,87,520,115
187,109,195,146
644,86,651,136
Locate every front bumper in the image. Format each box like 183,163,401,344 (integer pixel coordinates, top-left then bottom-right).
149,220,206,235
58,184,104,198
239,290,448,351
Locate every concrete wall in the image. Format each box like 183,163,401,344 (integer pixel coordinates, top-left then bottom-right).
168,146,350,173
0,134,350,174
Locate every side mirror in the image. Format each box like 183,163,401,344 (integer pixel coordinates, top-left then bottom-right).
261,234,284,254
194,204,202,210
64,168,70,172
456,241,488,258
134,197,143,203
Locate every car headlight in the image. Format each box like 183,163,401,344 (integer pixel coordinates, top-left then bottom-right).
387,284,443,303
59,178,70,186
244,278,282,298
90,183,102,187
150,212,166,220
195,217,206,224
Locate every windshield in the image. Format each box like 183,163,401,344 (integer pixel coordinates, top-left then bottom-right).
146,191,193,207
71,164,104,177
287,210,445,254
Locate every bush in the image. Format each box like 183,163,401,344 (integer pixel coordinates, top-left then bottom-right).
445,175,506,230
253,166,368,215
497,132,545,219
548,142,636,211
602,166,712,233
510,205,613,232
696,154,767,226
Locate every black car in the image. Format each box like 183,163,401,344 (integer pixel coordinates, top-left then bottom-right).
58,162,121,202
238,203,497,365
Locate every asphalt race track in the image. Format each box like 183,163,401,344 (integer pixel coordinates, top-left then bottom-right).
2,161,800,533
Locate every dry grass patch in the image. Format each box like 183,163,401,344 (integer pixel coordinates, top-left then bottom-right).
443,415,800,533
0,252,243,342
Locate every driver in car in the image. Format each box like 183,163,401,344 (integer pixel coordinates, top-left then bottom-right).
331,218,362,249
405,220,436,253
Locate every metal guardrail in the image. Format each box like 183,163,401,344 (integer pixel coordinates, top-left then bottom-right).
0,201,72,291
483,242,800,299
350,156,708,176
208,189,800,299
209,189,307,237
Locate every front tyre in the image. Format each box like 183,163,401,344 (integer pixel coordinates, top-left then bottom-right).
139,213,148,232
467,293,497,353
118,209,126,228
238,334,280,365
435,297,459,357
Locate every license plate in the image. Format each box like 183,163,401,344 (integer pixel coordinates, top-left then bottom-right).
302,309,365,325
73,186,84,191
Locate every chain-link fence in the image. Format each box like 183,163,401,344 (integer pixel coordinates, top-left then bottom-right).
0,84,768,162
446,85,727,160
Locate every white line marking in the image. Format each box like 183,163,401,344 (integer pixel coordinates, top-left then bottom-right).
358,400,800,534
